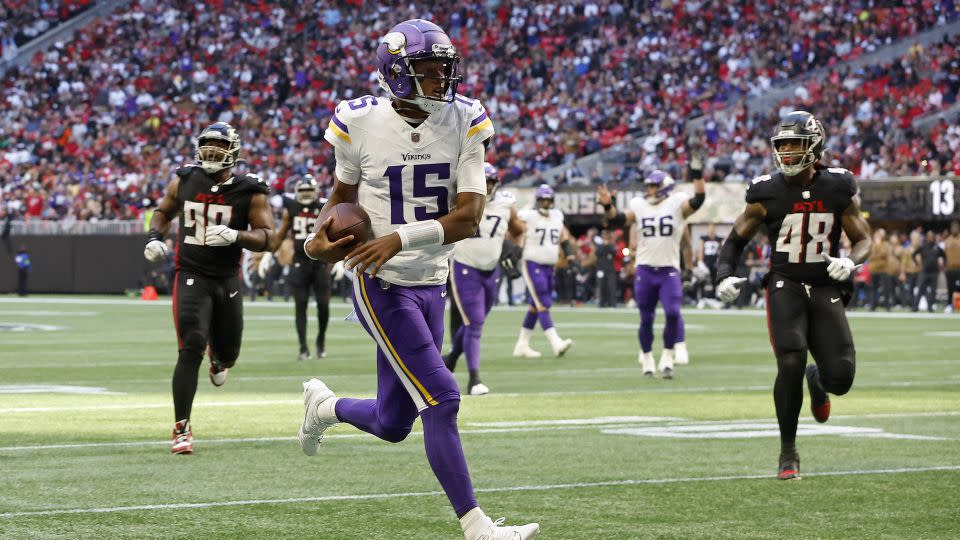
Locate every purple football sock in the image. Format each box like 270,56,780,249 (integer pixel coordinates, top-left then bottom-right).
447,325,466,363
419,400,477,517
537,310,554,330
464,324,482,372
522,310,538,329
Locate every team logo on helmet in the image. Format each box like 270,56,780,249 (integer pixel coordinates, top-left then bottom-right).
535,184,555,215
195,122,241,174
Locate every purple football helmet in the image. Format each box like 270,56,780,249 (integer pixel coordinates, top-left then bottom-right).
535,184,555,214
376,19,461,114
643,170,675,203
483,162,499,200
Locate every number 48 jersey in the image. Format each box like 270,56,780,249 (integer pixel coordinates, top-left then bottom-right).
746,167,858,285
629,192,689,270
324,94,493,286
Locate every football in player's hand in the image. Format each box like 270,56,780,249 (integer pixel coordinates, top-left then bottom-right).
316,203,372,262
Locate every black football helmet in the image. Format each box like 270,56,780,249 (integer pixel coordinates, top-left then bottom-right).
295,174,320,204
195,122,241,174
770,110,825,176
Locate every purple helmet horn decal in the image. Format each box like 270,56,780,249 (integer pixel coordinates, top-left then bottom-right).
535,184,555,199
644,170,675,201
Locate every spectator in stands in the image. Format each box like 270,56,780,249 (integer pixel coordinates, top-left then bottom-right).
869,228,893,311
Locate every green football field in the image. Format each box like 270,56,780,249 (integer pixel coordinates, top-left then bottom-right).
0,295,958,539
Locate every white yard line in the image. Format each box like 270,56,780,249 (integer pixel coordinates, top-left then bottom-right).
2,411,957,452
1,465,957,518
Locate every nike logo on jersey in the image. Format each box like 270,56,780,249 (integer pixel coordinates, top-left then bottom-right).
186,279,194,286
441,290,448,298
230,291,239,298
830,297,840,303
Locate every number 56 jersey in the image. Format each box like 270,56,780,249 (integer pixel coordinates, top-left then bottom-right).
324,95,494,286
746,167,858,285
629,192,689,270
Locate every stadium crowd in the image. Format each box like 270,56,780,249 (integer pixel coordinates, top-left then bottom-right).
0,0,958,222
0,0,93,57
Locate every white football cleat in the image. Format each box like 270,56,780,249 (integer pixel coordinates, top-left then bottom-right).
674,342,689,365
461,508,540,540
208,361,228,387
512,343,542,358
298,378,338,456
468,382,490,396
639,351,656,377
551,338,573,357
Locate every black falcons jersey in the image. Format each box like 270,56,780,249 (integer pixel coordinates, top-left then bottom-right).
700,235,723,266
746,167,857,286
174,165,270,279
282,196,327,263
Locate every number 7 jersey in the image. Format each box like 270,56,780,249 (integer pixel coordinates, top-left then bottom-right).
746,167,858,285
324,94,493,286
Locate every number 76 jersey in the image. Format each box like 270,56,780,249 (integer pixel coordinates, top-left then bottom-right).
746,167,858,285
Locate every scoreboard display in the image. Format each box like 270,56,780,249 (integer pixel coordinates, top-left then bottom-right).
858,178,957,221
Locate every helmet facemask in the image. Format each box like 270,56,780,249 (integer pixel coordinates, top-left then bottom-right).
195,123,241,174
296,176,319,205
770,111,825,177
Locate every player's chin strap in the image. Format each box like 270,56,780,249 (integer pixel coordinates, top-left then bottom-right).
715,230,749,283
395,220,444,250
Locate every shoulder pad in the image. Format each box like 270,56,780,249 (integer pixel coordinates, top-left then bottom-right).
175,164,199,178
334,96,381,122
457,95,494,143
239,173,271,195
745,173,777,203
495,190,516,204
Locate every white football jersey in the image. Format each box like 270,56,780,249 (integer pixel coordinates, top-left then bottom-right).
518,208,565,265
629,192,689,269
324,94,494,286
453,190,515,271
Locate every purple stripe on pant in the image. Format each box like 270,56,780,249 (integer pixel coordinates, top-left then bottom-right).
335,272,477,516
634,265,683,353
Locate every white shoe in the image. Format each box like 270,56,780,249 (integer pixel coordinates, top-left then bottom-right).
639,351,656,376
512,343,542,358
462,509,540,540
298,379,337,456
674,342,689,365
208,361,228,387
551,338,573,357
468,382,490,396
658,349,675,374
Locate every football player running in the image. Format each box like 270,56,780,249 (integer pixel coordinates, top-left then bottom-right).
444,162,525,395
598,169,705,378
264,175,331,361
714,111,872,480
144,122,274,454
512,184,576,358
298,19,539,540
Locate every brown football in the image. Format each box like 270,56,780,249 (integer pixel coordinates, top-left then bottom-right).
314,203,372,263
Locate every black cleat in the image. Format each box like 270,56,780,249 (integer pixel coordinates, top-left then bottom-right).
443,354,457,372
777,452,801,480
805,364,830,423
661,367,673,380
643,370,655,378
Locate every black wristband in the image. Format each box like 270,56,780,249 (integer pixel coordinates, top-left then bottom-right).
689,192,705,210
147,229,163,243
607,212,626,228
601,202,612,211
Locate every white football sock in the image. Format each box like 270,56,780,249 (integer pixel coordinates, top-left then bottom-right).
544,327,563,346
460,507,489,536
659,349,674,371
640,351,656,373
316,396,340,424
518,327,533,346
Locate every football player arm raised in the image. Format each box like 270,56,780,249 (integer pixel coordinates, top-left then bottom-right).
144,178,180,262
596,184,635,228
681,178,706,219
715,202,766,302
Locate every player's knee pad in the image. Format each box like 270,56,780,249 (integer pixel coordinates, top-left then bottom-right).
466,324,483,340
821,351,855,396
775,350,807,378
378,424,413,443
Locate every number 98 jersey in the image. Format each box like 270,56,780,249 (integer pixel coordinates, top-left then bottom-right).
324,94,493,286
282,195,326,265
746,167,858,285
629,193,689,270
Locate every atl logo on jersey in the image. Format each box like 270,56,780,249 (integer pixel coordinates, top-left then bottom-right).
194,193,227,205
792,200,826,213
